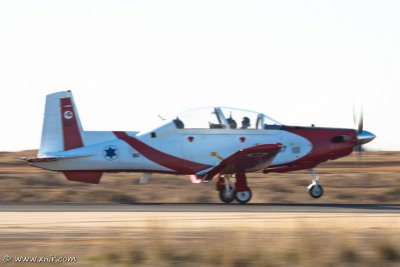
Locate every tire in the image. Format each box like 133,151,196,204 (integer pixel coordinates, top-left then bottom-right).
235,189,252,204
219,185,235,203
308,184,324,198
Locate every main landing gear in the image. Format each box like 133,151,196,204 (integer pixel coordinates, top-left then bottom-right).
216,169,323,203
217,173,252,204
307,168,324,198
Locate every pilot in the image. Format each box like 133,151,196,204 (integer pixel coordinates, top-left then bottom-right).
226,116,237,129
173,117,184,129
241,117,250,129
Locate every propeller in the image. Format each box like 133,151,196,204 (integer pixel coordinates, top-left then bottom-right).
358,109,363,133
353,103,363,133
353,104,363,153
353,104,375,154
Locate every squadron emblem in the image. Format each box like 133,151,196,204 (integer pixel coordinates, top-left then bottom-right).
63,111,73,119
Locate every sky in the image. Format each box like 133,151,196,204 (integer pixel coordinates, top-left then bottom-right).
0,0,399,151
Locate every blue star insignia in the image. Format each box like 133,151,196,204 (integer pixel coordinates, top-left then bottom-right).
104,146,118,160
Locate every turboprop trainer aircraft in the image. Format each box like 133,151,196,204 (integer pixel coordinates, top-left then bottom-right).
25,91,376,204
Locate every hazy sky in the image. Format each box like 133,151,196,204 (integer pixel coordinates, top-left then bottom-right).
0,1,399,151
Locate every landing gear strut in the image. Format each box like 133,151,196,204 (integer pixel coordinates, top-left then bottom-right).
307,168,324,198
234,173,252,204
216,173,252,204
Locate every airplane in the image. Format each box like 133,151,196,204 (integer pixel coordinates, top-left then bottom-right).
24,91,376,204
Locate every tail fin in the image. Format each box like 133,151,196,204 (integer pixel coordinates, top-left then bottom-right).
39,91,84,156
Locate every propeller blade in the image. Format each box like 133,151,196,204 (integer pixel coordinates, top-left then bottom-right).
358,107,363,133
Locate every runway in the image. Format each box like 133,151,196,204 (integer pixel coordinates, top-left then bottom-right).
2,203,400,237
1,203,400,213
2,203,399,239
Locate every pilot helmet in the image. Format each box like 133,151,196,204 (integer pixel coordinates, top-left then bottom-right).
242,117,250,127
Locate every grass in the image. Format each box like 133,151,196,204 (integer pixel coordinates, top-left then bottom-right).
4,214,397,267
83,226,400,267
3,224,400,267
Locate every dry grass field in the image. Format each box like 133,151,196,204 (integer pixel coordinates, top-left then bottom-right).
1,212,400,266
0,150,400,266
0,150,399,203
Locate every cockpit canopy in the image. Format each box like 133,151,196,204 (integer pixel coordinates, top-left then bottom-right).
172,107,281,130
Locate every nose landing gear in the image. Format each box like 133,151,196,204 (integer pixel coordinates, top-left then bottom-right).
307,168,324,198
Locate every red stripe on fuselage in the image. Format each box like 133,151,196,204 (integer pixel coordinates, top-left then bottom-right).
60,97,84,150
113,131,212,174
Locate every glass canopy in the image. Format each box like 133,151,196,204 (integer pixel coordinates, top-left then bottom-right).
172,107,281,130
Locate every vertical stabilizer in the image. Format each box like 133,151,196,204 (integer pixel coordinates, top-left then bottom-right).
39,91,84,156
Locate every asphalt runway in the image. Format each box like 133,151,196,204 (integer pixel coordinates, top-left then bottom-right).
1,203,400,213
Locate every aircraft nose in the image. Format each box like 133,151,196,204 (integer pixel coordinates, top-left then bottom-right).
356,130,376,146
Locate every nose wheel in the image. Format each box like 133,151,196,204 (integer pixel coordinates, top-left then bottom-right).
307,182,324,198
307,169,324,198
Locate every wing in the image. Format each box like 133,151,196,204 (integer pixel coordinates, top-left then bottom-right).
201,144,282,181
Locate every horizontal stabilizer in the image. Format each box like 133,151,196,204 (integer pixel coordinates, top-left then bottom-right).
22,154,91,163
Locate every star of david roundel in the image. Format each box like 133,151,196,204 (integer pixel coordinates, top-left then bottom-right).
103,145,119,161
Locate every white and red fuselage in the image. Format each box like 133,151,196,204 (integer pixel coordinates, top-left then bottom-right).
26,91,375,203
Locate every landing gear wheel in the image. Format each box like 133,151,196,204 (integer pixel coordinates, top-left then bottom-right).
219,185,235,203
235,189,252,204
307,183,324,198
